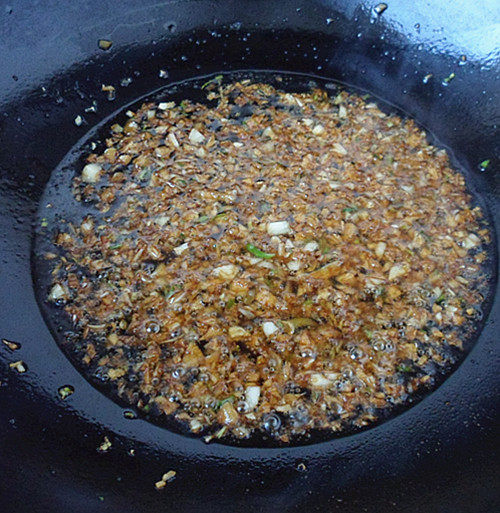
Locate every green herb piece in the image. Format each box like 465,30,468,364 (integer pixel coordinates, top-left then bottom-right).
215,426,228,439
318,238,330,255
443,72,456,84
213,211,229,222
216,395,235,410
196,214,210,224
41,218,48,228
98,496,105,502
179,100,189,111
364,329,373,340
201,74,224,90
342,205,358,214
163,284,183,300
420,230,432,243
303,298,313,306
435,293,446,305
479,159,490,170
137,167,153,182
58,385,74,400
123,410,137,419
142,404,151,413
109,243,122,250
396,364,412,373
245,243,275,259
97,436,112,452
226,298,236,309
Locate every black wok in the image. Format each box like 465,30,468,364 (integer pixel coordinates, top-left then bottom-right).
0,1,498,512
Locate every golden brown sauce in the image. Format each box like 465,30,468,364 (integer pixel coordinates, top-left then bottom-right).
46,80,490,442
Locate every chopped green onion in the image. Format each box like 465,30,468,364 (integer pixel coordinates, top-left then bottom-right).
138,167,153,182
435,293,446,305
342,206,358,214
443,72,456,84
245,243,275,259
216,395,235,409
480,159,490,170
226,298,236,309
396,364,412,373
163,284,182,299
212,211,229,222
318,237,330,254
201,75,223,90
196,214,210,224
420,230,432,242
215,425,228,438
58,385,74,400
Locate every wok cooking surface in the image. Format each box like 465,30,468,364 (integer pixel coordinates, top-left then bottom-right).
0,1,498,511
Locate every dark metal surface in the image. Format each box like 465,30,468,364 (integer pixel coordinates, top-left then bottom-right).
0,1,498,511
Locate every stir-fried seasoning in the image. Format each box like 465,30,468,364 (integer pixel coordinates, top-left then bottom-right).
46,81,491,442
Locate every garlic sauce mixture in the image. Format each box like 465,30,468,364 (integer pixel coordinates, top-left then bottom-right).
40,78,491,443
